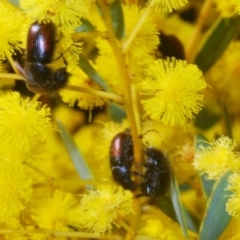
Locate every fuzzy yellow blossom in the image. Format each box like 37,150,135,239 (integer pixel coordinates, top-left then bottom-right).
172,140,198,184
20,0,89,31
226,172,240,217
79,186,135,233
93,120,129,179
94,4,159,56
0,160,32,223
95,39,123,95
54,33,82,67
95,4,158,91
235,1,240,14
138,214,179,239
94,59,122,92
0,92,52,158
60,66,108,109
30,189,81,230
213,0,240,17
148,0,188,12
140,58,206,126
33,132,77,180
123,5,159,55
123,5,159,80
193,136,240,180
0,2,26,65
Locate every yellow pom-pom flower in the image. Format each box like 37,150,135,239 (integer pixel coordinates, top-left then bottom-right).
213,0,240,17
123,5,159,55
20,0,89,30
148,0,188,12
79,186,135,233
226,172,240,217
0,2,26,64
30,189,81,230
0,160,32,223
235,1,240,14
140,58,207,126
0,92,52,157
95,4,159,92
138,214,180,239
193,136,240,180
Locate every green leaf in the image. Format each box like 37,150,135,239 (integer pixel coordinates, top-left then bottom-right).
76,19,95,32
183,206,199,233
194,134,215,199
201,175,216,200
199,171,232,240
56,119,94,182
194,133,210,150
158,195,199,233
78,54,110,91
170,173,189,239
8,0,20,8
110,0,125,39
107,102,127,122
194,16,240,73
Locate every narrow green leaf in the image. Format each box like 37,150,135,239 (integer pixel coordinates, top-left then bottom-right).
110,0,125,39
96,0,124,39
199,171,232,240
183,206,199,233
221,101,233,139
56,119,94,181
195,134,215,199
8,0,20,8
170,173,189,239
194,16,240,73
201,175,216,200
194,133,210,150
78,54,110,91
76,19,95,32
158,195,200,233
107,102,127,122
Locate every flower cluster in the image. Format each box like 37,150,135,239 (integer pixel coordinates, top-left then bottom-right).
1,0,240,239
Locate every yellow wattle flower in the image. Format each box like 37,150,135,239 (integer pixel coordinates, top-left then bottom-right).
0,160,32,223
140,57,206,126
148,0,188,12
193,136,240,180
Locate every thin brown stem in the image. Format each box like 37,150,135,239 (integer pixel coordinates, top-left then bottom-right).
116,218,136,236
23,161,53,181
186,0,214,62
0,229,123,239
65,85,123,103
0,73,24,81
97,0,142,166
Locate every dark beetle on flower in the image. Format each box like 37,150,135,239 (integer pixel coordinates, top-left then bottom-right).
109,128,138,190
110,128,171,198
17,21,69,94
140,147,171,198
